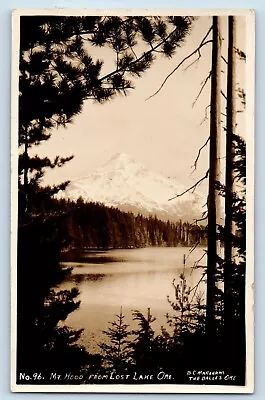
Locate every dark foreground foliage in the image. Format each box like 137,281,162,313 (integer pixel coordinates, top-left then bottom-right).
16,215,103,384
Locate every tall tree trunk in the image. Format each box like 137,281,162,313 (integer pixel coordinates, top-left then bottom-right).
224,16,236,331
206,16,222,341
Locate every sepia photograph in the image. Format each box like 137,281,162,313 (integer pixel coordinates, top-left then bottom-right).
10,9,254,393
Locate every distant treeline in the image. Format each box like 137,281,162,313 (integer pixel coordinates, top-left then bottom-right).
48,198,207,249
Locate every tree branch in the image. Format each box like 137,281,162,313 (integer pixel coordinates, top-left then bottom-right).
189,271,207,303
184,241,201,264
191,136,210,172
192,71,212,108
192,214,208,225
221,90,227,100
168,170,209,201
146,25,213,101
183,48,201,71
234,47,246,61
192,251,207,270
199,104,211,126
221,55,228,64
97,26,180,84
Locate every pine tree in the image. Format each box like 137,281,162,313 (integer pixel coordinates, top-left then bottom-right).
131,308,157,374
224,15,237,333
19,15,193,212
166,273,205,339
206,15,222,343
16,215,94,381
217,36,246,379
152,271,208,377
99,307,132,373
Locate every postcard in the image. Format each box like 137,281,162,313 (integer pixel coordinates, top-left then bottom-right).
10,8,255,393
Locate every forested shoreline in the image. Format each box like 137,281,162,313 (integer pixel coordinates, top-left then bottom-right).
51,198,207,251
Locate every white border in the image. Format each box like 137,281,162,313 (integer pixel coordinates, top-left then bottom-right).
10,8,255,394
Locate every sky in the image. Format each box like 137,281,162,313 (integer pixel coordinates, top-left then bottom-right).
30,16,246,195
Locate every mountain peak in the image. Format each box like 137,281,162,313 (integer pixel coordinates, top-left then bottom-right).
102,152,147,175
104,152,136,167
109,152,132,162
62,153,204,222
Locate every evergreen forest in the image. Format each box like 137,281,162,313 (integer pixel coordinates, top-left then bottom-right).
49,198,207,250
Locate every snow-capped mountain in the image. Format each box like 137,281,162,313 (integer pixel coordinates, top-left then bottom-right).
60,153,205,222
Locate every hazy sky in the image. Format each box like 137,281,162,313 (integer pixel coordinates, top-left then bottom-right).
31,16,246,196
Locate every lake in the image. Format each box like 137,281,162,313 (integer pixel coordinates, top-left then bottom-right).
58,247,206,353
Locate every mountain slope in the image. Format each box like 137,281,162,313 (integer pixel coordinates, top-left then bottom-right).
60,153,205,222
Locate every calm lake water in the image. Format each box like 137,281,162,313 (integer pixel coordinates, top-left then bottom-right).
58,247,206,353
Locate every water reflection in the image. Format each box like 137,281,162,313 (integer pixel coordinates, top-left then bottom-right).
70,273,106,283
58,247,206,353
61,248,127,264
